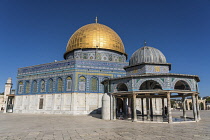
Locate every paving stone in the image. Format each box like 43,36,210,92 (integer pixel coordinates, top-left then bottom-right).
0,110,210,139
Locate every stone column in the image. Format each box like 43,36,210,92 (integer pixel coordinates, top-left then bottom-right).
133,94,137,121
110,95,113,120
127,98,132,119
203,101,206,110
110,94,113,120
162,98,165,117
102,93,110,120
123,98,128,116
187,100,190,110
192,94,198,121
141,98,144,119
146,95,150,120
113,95,116,120
182,96,186,118
195,95,201,120
167,92,172,123
150,97,153,119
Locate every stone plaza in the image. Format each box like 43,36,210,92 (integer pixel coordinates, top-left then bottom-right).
0,110,210,140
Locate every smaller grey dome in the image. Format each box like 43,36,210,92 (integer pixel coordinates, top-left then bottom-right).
129,46,166,66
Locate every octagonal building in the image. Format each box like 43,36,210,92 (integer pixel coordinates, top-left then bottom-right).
13,20,128,114
102,44,200,123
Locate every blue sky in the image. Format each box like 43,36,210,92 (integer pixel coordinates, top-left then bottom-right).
0,0,210,97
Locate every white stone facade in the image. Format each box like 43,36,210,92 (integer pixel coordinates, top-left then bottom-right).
13,93,103,115
0,95,4,109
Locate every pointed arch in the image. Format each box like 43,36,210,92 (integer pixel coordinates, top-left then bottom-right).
32,80,38,93
79,76,86,91
172,78,193,90
117,83,128,91
66,76,72,91
25,81,30,93
139,80,162,90
57,77,63,92
90,76,98,92
48,78,53,93
136,78,164,90
174,80,191,90
18,81,23,94
40,79,46,92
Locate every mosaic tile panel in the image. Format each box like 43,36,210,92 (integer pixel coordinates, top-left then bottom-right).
16,57,127,95
126,64,169,76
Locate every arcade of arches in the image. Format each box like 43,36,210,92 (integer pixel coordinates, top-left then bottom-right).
105,79,201,123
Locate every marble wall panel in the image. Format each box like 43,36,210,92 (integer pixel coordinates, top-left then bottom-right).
45,94,53,110
22,96,29,111
88,94,98,106
29,95,36,110
54,94,61,110
77,94,85,106
63,94,71,110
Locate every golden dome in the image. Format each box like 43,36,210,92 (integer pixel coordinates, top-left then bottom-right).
64,23,126,58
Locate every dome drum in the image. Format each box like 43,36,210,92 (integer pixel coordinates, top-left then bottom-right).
126,46,171,75
64,48,127,62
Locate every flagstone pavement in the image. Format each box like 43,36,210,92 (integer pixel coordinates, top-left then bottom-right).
0,110,210,140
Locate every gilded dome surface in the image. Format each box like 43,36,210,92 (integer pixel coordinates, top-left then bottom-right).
65,23,126,57
129,46,166,66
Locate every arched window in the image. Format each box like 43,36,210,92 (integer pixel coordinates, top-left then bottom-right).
18,81,23,94
25,81,30,93
90,77,98,92
79,76,86,91
32,80,37,93
48,79,53,92
40,80,45,92
57,77,63,92
66,76,72,91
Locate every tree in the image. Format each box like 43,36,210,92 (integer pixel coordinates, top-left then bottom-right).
206,97,210,102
